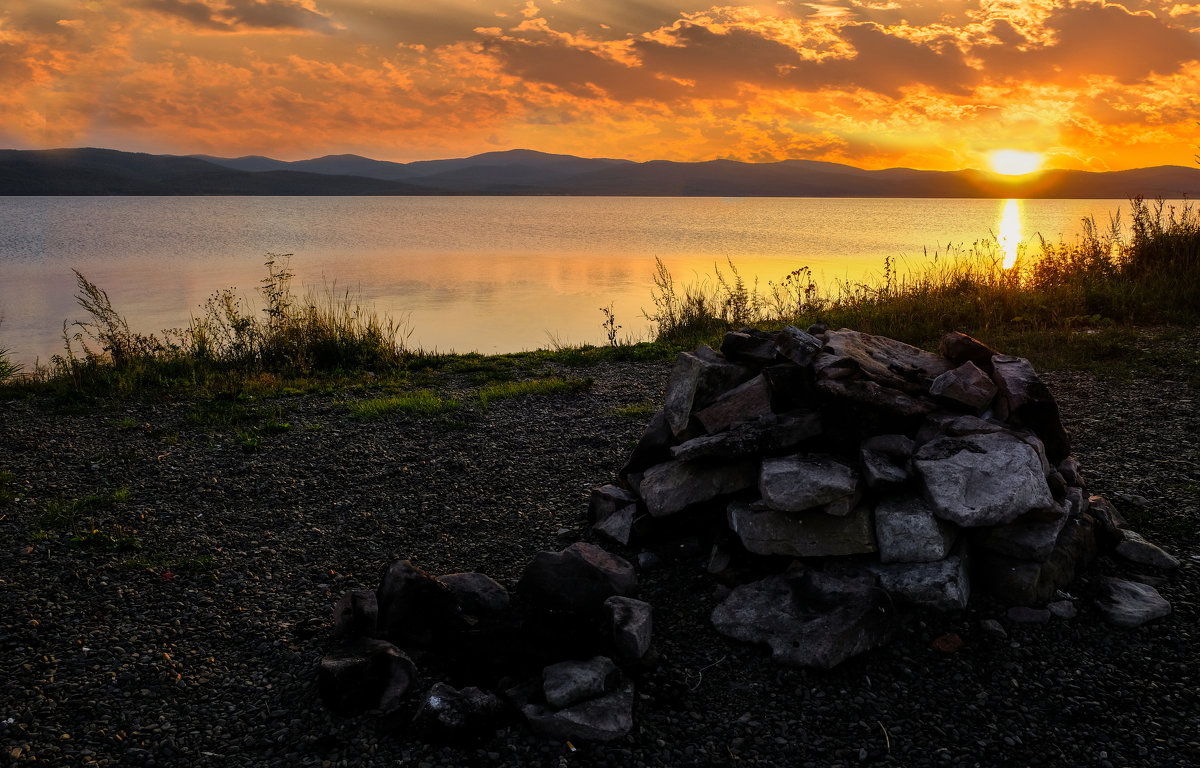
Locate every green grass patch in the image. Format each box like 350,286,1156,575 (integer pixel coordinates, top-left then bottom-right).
70,524,141,552
350,390,460,419
612,398,658,418
37,487,131,531
475,376,593,409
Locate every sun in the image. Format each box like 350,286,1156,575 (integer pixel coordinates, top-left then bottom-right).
988,149,1044,176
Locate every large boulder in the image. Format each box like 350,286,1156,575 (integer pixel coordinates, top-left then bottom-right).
520,680,636,742
376,560,462,648
774,325,823,366
865,549,971,611
695,374,774,434
929,361,998,414
990,355,1071,463
859,434,916,491
517,542,637,613
816,329,952,394
543,656,621,709
439,572,511,618
913,431,1056,527
710,569,897,669
663,347,755,434
973,502,1070,562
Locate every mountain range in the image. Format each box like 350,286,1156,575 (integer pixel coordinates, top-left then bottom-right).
2,147,1198,198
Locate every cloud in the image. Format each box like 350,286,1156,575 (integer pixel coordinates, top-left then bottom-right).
140,0,340,33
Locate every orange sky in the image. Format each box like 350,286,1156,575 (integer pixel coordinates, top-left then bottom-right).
2,0,1198,170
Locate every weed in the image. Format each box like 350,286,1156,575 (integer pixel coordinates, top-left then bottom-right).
350,390,460,419
600,303,622,347
0,317,22,383
0,470,16,505
107,416,139,430
237,431,262,452
71,525,141,552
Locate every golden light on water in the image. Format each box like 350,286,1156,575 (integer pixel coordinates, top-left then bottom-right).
989,150,1045,176
998,199,1022,269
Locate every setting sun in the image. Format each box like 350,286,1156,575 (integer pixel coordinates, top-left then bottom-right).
989,150,1045,176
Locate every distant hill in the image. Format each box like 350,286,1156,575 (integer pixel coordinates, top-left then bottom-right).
2,147,1198,198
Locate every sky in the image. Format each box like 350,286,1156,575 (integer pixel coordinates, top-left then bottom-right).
1,0,1198,170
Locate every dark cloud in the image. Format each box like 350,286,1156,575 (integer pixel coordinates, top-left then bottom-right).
140,0,338,33
973,2,1200,83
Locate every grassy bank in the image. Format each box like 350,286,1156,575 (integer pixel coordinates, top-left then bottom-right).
0,198,1198,400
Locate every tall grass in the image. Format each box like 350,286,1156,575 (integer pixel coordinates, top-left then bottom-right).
0,316,21,384
643,198,1200,350
47,254,413,392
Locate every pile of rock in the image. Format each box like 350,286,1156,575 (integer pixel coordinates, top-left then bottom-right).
590,326,1178,667
319,544,651,742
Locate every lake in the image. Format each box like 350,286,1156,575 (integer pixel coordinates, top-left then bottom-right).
0,196,1138,368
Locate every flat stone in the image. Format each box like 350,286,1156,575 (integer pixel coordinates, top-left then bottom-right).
670,410,823,461
816,377,935,420
939,331,1000,373
710,568,897,669
974,502,1070,561
860,434,916,490
913,431,1056,527
695,374,774,434
543,656,620,709
979,618,1007,637
773,325,822,367
929,360,998,413
817,328,952,394
640,458,758,517
874,495,958,563
522,680,635,742
592,502,636,546
1094,577,1172,628
1116,530,1181,569
866,550,970,611
604,596,653,660
664,348,755,434
728,501,877,557
759,453,860,513
721,329,779,367
517,542,637,613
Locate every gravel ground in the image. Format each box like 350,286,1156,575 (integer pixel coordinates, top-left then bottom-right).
1,353,1198,768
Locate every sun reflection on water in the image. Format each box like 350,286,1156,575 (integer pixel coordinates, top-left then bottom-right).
998,199,1022,269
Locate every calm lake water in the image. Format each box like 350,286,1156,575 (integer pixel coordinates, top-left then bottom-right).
0,196,1139,367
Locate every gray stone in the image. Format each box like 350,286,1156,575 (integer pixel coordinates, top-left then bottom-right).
874,495,957,563
543,656,620,709
1094,577,1172,628
860,434,916,490
670,410,822,461
979,618,1007,637
990,354,1070,463
727,501,877,557
589,484,637,524
522,680,635,742
939,331,1000,373
1047,600,1077,619
412,683,506,741
664,348,755,434
439,572,510,617
517,542,637,613
773,325,822,366
913,431,1056,527
695,374,774,434
710,568,897,669
866,550,970,611
974,515,1097,605
604,596,653,660
318,638,418,715
332,588,378,642
592,503,636,546
817,328,952,394
974,502,1070,561
640,458,758,517
930,360,998,413
1115,530,1181,569
816,377,935,419
759,454,860,513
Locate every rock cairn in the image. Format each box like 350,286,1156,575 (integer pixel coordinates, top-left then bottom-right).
318,326,1180,743
594,326,1178,666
